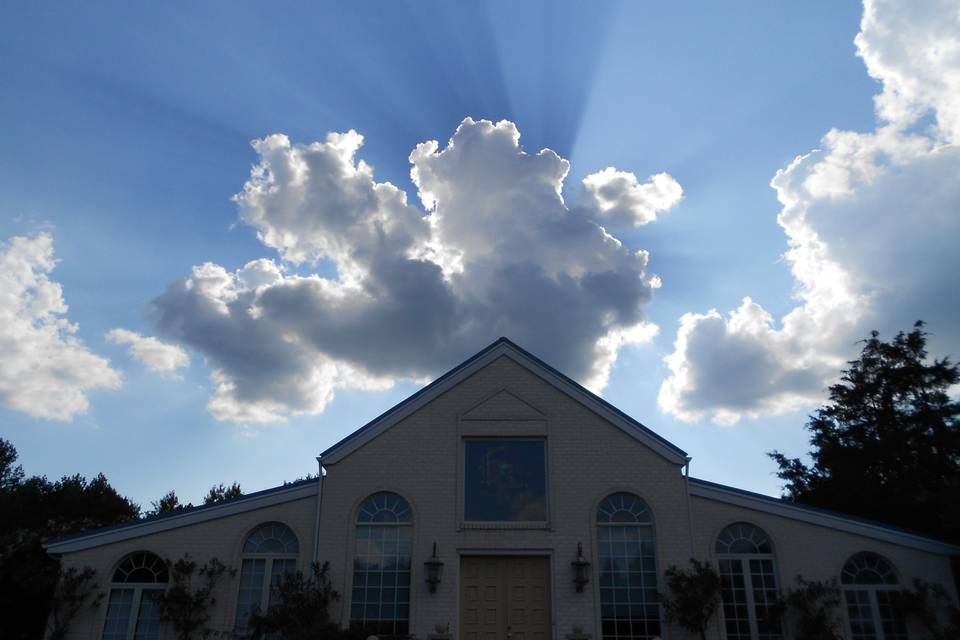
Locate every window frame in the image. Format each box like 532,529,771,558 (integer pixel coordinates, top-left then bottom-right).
233,522,301,637
595,492,662,640
461,436,550,527
714,523,782,640
101,551,168,640
349,491,414,636
840,552,909,640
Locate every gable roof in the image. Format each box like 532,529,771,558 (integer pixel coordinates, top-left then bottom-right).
690,477,960,555
45,478,318,555
319,337,690,465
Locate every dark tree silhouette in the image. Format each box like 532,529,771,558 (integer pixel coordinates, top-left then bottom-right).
203,482,242,504
0,438,139,640
148,490,191,516
769,322,960,543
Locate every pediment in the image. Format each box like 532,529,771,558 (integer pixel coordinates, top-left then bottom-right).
461,388,545,421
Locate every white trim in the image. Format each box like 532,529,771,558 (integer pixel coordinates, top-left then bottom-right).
46,481,319,554
690,480,960,555
321,342,688,466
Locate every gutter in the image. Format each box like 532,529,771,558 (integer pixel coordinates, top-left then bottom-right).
312,456,325,564
684,457,695,557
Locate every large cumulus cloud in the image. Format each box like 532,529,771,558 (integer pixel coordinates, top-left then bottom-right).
659,0,960,424
153,118,679,423
0,233,121,420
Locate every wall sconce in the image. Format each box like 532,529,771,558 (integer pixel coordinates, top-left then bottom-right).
424,542,444,593
571,542,591,593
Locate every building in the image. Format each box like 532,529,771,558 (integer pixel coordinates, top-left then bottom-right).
47,338,960,640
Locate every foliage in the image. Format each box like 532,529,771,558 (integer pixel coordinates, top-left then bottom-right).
203,482,242,505
248,561,350,640
889,579,960,640
0,438,139,640
657,559,721,640
46,566,104,640
154,555,235,640
147,490,191,516
775,576,843,640
769,322,960,542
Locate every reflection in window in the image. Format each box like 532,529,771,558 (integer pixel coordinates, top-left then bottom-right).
464,439,547,522
102,551,167,640
597,493,661,640
351,492,413,636
715,523,782,640
234,522,300,636
842,553,908,640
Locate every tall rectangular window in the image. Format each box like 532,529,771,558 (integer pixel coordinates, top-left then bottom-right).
464,439,547,522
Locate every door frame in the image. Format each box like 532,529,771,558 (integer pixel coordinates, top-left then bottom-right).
456,549,556,640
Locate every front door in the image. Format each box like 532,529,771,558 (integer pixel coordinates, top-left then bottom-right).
460,556,551,640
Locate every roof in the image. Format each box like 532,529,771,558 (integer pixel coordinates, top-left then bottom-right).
45,478,318,554
689,477,960,555
319,337,690,465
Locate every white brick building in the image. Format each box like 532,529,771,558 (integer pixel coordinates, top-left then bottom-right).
47,338,960,640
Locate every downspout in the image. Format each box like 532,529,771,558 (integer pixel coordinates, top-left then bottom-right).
312,456,325,564
683,457,695,558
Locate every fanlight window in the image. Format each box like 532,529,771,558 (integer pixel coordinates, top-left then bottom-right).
234,522,300,636
351,492,413,636
102,552,168,640
596,493,661,640
841,553,907,640
715,523,781,640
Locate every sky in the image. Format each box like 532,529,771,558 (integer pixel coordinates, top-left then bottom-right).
1,0,958,510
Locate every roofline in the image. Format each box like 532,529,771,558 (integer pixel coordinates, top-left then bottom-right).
319,337,688,465
689,477,960,555
45,479,318,554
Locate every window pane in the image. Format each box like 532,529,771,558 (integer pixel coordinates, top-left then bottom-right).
350,522,412,634
464,440,547,521
845,590,878,640
102,588,134,640
719,559,752,640
235,558,266,635
133,589,163,640
598,521,660,640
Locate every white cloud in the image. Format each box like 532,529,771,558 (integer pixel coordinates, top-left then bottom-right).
153,118,678,423
106,328,189,373
0,233,121,420
659,0,960,424
581,167,683,228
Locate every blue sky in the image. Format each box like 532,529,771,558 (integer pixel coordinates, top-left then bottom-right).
2,0,957,510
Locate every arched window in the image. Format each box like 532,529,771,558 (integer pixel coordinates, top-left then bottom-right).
596,492,660,640
841,552,908,640
101,551,168,640
715,523,782,640
350,492,413,636
234,522,300,635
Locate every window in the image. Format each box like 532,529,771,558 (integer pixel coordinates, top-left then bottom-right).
234,522,300,636
597,492,661,640
841,552,908,640
715,523,782,640
464,439,547,522
102,551,168,640
350,492,413,636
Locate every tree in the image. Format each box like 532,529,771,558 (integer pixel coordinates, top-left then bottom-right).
769,322,960,542
203,482,242,505
46,566,104,640
154,555,234,640
248,562,345,640
0,438,139,640
147,490,191,517
775,577,843,640
657,559,721,640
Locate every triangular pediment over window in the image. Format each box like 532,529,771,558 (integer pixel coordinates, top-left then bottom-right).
461,389,545,421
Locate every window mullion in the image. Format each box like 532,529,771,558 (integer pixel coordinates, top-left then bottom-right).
740,559,760,640
261,558,273,613
870,589,884,640
127,587,142,640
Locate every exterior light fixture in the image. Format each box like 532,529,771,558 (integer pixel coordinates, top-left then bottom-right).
572,542,591,593
424,542,444,593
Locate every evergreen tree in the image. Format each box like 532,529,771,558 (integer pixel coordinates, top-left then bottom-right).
203,482,242,504
769,322,960,542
